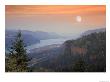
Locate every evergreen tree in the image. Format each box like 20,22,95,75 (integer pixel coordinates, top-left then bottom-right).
5,31,29,72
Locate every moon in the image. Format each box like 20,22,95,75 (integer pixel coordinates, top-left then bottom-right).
76,16,82,22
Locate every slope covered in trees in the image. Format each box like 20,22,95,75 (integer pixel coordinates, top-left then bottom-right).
53,31,106,72
31,31,106,72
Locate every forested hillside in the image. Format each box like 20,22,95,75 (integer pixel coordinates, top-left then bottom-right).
31,32,106,72
54,32,106,72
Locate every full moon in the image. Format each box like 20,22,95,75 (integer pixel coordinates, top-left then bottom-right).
76,16,82,22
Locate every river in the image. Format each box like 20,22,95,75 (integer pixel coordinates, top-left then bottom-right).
26,37,73,51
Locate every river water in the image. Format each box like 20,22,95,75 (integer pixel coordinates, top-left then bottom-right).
26,37,73,51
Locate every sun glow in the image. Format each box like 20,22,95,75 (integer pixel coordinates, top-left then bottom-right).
76,16,82,22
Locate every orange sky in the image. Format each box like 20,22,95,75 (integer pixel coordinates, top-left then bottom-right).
6,5,106,36
6,5,105,15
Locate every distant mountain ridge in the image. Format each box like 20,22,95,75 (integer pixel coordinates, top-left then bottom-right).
5,29,61,49
82,28,106,36
5,30,40,49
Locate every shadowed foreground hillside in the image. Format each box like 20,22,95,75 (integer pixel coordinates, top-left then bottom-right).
31,32,106,72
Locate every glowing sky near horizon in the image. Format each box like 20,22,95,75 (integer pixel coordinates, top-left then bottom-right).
6,5,106,36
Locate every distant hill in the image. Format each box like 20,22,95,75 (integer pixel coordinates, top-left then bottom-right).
24,31,61,40
5,29,61,49
82,28,106,36
5,30,40,49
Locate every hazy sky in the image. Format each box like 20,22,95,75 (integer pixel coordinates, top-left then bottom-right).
6,5,106,36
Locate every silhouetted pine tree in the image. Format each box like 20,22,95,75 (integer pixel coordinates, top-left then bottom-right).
5,31,29,72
